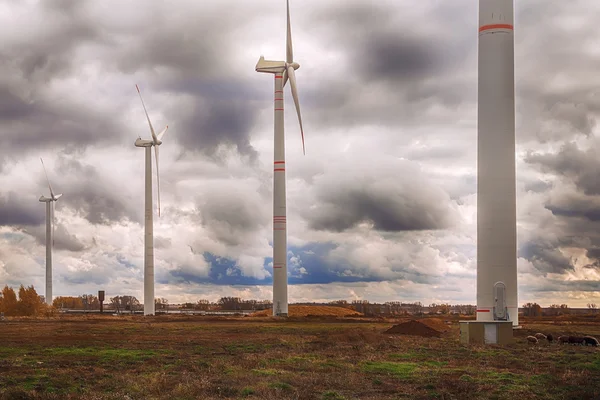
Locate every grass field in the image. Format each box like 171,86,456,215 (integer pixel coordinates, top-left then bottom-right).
1,315,599,399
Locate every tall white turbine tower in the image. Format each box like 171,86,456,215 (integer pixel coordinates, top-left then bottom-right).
256,0,305,317
134,85,168,316
39,158,62,306
477,0,518,326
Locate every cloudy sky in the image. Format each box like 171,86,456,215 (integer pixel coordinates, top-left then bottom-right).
1,0,599,307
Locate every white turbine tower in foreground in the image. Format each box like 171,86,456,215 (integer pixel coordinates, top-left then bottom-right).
39,158,62,305
255,0,305,317
134,85,168,316
477,0,518,326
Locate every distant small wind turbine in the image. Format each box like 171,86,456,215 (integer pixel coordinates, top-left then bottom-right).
39,158,62,306
255,0,305,317
134,84,168,316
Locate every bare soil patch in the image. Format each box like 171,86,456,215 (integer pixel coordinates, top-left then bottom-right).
385,318,450,337
251,305,363,317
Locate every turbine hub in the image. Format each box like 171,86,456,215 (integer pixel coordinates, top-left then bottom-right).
289,62,300,70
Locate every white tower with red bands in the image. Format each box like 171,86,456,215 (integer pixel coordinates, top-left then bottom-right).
255,0,305,317
477,0,518,326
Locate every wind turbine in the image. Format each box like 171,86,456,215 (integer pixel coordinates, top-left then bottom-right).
39,158,62,306
134,84,168,316
255,0,305,317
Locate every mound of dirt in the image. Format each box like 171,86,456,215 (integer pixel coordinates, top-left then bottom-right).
385,318,449,337
251,305,363,317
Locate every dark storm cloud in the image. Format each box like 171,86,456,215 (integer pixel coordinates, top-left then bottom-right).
518,193,600,274
0,192,45,227
515,0,600,143
586,248,600,260
107,4,273,160
519,242,573,274
53,157,141,225
198,186,267,246
309,190,455,232
299,0,476,130
526,143,600,196
305,164,459,232
358,34,438,83
23,224,87,253
546,205,600,222
0,5,123,164
170,95,259,160
0,0,270,166
524,180,553,194
62,183,140,225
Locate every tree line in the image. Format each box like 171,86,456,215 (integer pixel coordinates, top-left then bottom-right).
3,284,598,317
0,285,52,316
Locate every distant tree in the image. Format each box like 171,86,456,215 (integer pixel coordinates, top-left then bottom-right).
456,304,475,316
522,302,542,317
588,303,598,313
439,303,451,315
110,295,140,313
547,304,561,316
195,299,211,311
218,297,242,310
80,294,100,311
17,285,44,316
329,300,349,308
0,286,18,316
53,296,84,309
155,298,169,311
559,304,570,315
409,302,424,316
351,300,370,315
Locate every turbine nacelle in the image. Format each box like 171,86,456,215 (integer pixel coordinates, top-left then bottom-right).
255,0,305,155
135,138,155,148
135,85,169,217
40,158,62,202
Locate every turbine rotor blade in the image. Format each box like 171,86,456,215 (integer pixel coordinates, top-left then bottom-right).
155,145,161,217
287,66,305,155
40,158,55,199
282,69,288,88
136,84,158,143
157,125,169,142
52,202,56,249
286,0,293,64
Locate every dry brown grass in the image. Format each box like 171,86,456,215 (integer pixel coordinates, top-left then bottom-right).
0,315,599,399
251,305,363,317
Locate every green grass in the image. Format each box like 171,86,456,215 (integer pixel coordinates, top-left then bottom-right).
43,347,158,361
251,368,285,376
322,390,346,399
362,362,418,378
268,382,293,391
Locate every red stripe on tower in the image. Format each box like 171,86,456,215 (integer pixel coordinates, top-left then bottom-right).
479,24,513,32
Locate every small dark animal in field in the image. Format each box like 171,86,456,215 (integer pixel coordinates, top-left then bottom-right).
568,336,586,345
526,336,539,344
546,334,553,342
558,335,569,344
583,336,599,347
534,333,546,340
